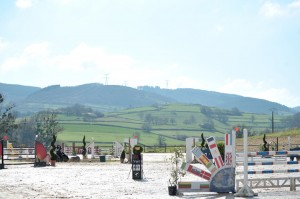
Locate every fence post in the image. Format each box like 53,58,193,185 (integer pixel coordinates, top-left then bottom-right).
234,129,256,197
290,177,296,191
1,139,4,168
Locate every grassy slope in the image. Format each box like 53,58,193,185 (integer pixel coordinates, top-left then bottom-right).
235,128,300,152
57,103,290,146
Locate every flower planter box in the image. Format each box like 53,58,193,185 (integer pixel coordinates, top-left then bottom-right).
34,161,47,167
50,160,56,166
168,186,177,196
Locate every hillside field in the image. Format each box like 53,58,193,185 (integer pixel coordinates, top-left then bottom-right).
56,104,290,146
235,128,300,152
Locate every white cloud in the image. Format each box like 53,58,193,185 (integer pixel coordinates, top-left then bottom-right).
56,42,135,72
0,37,8,52
171,76,203,89
288,0,300,9
0,42,138,87
51,0,84,7
0,41,202,89
260,1,300,18
219,79,300,107
24,42,49,57
1,42,49,71
260,2,285,18
1,56,28,71
252,87,300,107
16,0,33,9
219,79,255,94
1,41,300,107
1,42,135,72
215,25,224,32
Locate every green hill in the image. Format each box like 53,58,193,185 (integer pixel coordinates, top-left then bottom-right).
0,83,40,103
57,103,284,145
138,86,292,114
0,82,295,114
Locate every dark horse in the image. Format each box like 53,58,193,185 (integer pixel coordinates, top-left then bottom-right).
290,147,300,161
56,145,69,162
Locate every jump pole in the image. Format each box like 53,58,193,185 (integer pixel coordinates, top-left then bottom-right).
0,139,4,169
236,161,300,166
232,129,236,167
34,135,37,164
234,129,257,197
1,139,3,163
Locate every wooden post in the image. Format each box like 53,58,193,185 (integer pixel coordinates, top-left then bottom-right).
72,142,76,155
62,142,65,152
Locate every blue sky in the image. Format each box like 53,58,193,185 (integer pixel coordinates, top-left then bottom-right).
0,0,300,107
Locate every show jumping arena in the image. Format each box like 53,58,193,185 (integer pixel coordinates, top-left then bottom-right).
1,132,300,198
0,154,299,198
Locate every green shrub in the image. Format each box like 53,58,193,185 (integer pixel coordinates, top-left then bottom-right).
217,142,225,161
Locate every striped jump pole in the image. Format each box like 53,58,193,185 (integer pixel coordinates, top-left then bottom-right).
0,139,3,169
206,136,224,169
236,151,300,157
192,146,217,174
236,161,300,166
0,139,47,168
234,128,300,193
178,181,210,192
181,162,211,180
237,169,300,175
225,130,236,167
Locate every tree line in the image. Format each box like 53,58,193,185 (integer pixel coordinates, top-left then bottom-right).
1,93,62,147
0,94,105,148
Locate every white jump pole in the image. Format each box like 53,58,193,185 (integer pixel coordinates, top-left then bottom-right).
234,129,256,197
232,129,236,167
91,141,95,159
